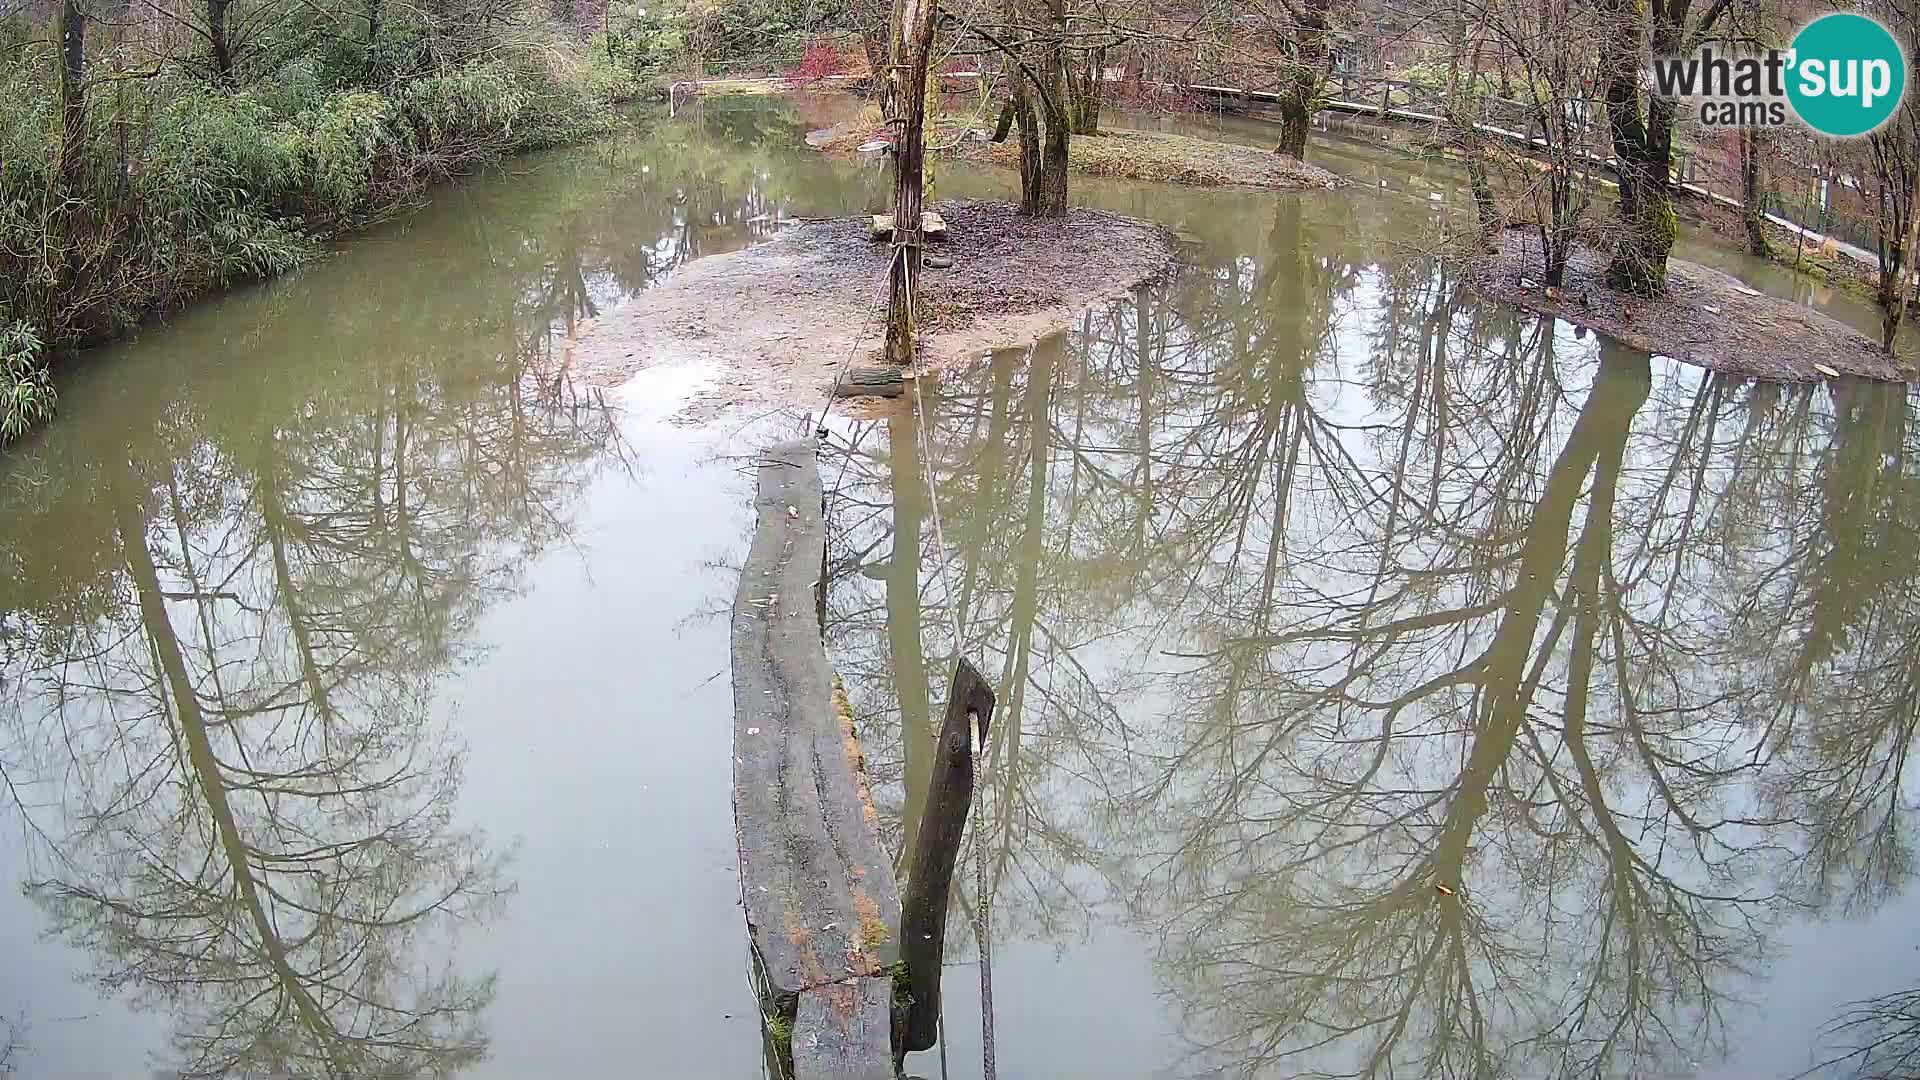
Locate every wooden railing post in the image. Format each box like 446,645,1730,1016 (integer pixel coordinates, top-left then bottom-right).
897,658,996,1052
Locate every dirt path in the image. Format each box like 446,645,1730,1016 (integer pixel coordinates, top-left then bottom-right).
569,200,1177,417
1466,228,1913,382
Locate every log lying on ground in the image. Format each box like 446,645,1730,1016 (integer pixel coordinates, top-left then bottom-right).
833,367,906,398
733,439,902,1079
868,211,948,241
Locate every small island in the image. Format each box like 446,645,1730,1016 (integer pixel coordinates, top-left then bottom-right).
569,201,1177,414
1469,228,1911,382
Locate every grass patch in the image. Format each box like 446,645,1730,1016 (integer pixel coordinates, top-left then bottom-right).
807,106,1340,190
765,1008,795,1077
970,127,1340,189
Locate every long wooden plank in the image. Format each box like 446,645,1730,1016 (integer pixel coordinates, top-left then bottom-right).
733,440,903,1008
792,977,894,1080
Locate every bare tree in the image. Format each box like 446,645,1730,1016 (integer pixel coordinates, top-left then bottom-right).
1806,989,1920,1080
1866,0,1920,351
884,0,939,363
1259,0,1332,159
1595,0,1747,295
1740,127,1773,256
1467,0,1605,284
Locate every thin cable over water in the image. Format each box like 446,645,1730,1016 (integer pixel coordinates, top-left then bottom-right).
814,226,998,1079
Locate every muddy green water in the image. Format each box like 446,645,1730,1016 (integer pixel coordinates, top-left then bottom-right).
1,95,1915,1079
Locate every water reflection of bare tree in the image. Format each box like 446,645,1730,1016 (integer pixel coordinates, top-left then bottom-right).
2,335,620,1077
834,330,1215,969
1806,988,1920,1080
1720,382,1920,919
1133,331,1920,1079
828,181,1920,1078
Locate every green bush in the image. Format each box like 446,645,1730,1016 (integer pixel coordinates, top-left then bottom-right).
290,89,399,207
0,31,639,444
139,87,315,285
0,322,55,446
146,89,302,210
604,2,687,75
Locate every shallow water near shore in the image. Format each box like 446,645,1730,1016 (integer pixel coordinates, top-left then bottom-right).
0,94,1916,1079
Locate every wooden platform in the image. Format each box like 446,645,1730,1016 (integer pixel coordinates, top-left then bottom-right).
732,439,902,1078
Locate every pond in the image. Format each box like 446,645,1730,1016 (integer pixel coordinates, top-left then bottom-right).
1,94,1916,1079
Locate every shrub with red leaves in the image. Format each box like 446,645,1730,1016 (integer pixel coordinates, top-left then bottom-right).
785,41,847,87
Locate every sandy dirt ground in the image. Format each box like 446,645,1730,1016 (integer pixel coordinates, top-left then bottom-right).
1467,228,1913,382
568,200,1178,419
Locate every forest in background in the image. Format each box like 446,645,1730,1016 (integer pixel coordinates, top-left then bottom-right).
9,0,1920,444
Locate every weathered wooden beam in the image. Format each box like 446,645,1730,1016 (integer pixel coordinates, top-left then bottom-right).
867,211,949,242
733,439,904,1077
793,977,895,1080
898,658,997,1052
834,367,906,399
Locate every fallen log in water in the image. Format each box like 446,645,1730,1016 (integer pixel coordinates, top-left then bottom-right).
733,439,902,1079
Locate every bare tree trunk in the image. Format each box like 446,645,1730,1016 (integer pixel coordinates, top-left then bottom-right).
989,0,1069,216
1884,163,1920,352
1031,4,1069,218
1871,123,1916,352
1274,0,1330,159
1065,44,1102,134
56,0,87,195
1872,13,1920,353
990,98,1016,141
1035,109,1068,217
883,0,937,365
207,0,234,83
1741,127,1770,257
1451,31,1497,238
1599,0,1675,296
1013,83,1041,212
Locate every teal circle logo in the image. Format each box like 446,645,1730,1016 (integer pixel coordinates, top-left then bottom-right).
1787,13,1907,137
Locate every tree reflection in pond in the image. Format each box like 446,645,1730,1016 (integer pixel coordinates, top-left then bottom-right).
826,190,1920,1079
0,206,628,1077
